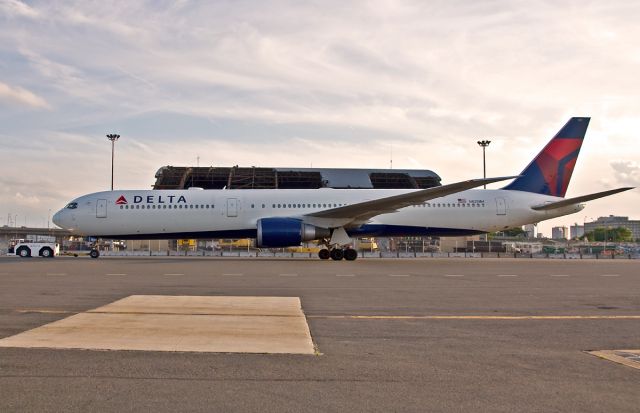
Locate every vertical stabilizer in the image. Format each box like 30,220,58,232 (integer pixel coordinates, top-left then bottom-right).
503,117,590,197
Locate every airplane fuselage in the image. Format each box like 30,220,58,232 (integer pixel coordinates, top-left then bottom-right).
52,188,582,240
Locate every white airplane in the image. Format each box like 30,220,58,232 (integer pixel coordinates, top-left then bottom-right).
53,117,632,260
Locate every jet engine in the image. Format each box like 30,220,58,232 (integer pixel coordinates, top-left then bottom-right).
256,218,330,248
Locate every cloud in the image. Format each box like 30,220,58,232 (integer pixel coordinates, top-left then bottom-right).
0,82,50,109
0,0,639,233
0,0,40,19
611,160,640,186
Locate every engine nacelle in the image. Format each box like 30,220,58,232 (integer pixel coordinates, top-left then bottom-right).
256,218,331,248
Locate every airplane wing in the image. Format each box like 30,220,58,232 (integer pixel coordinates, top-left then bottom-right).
531,187,634,211
306,176,519,222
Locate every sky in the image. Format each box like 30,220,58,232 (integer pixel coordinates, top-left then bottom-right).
0,0,638,236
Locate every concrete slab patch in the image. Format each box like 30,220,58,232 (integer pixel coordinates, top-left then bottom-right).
0,295,315,354
587,350,640,370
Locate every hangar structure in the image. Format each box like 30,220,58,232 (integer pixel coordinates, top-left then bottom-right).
153,166,442,190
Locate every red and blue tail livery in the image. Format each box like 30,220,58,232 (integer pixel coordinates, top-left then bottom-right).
504,117,590,197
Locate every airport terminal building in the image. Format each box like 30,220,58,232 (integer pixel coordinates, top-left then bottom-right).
153,166,441,190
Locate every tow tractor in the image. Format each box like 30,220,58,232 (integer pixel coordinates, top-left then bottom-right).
8,237,60,258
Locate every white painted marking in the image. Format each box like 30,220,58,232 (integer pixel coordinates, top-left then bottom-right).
497,274,518,277
445,274,464,277
46,273,67,276
389,274,410,277
600,274,620,277
550,274,569,277
223,273,244,276
163,273,184,276
336,274,355,277
106,273,127,276
279,273,298,277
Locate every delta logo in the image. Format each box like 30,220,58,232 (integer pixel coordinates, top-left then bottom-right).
115,194,187,204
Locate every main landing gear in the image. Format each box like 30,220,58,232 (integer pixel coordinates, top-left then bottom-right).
318,247,358,261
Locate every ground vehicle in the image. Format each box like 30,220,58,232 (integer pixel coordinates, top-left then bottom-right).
8,239,60,258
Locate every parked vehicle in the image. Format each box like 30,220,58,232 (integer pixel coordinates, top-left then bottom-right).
8,238,60,258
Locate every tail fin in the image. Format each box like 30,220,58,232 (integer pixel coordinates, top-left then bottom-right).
503,117,590,197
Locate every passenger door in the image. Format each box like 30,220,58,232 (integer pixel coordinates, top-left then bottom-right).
226,198,239,217
96,199,107,218
495,197,507,216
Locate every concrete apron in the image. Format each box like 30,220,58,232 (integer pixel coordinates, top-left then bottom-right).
0,295,315,354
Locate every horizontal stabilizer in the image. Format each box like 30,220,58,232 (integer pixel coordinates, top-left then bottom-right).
307,175,520,222
531,187,634,211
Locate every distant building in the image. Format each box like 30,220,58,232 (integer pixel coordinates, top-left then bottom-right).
551,226,568,240
584,216,640,241
153,166,441,190
523,224,536,238
569,224,584,239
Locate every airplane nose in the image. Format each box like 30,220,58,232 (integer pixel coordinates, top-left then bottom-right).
52,210,65,228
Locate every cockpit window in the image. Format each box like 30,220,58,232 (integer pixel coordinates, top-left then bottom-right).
66,202,78,209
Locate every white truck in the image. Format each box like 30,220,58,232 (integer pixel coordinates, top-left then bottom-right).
8,237,60,258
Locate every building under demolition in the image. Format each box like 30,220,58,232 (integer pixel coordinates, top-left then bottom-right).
153,166,441,190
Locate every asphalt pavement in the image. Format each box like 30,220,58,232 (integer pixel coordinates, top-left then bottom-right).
0,257,638,412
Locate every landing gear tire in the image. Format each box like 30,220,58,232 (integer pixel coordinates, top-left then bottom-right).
89,249,100,259
318,249,330,260
344,248,358,261
330,248,344,261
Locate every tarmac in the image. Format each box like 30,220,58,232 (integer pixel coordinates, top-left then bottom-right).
0,256,639,412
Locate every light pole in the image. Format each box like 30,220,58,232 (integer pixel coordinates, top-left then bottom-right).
477,140,491,188
106,134,120,190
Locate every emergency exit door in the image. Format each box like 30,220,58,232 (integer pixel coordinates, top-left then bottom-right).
96,199,107,218
495,197,507,215
226,198,239,217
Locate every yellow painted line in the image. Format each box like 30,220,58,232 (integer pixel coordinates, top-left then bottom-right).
106,273,127,276
588,350,640,370
600,274,620,277
308,315,640,320
15,309,75,314
444,274,464,277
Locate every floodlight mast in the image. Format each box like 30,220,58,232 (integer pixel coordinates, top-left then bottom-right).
106,134,120,190
477,140,491,189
